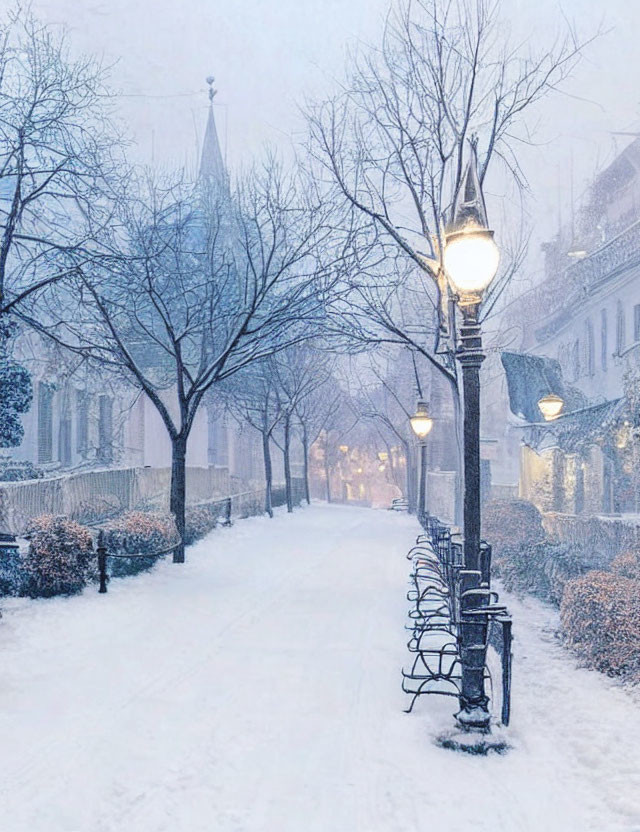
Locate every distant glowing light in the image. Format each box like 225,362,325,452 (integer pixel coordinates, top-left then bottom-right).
410,401,434,439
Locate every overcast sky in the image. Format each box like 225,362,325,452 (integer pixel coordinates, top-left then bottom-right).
8,0,640,278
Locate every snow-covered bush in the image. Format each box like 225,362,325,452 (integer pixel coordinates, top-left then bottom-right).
0,457,43,482
102,511,177,577
497,540,587,605
561,571,640,682
184,505,221,545
22,515,94,598
482,499,545,555
610,550,640,581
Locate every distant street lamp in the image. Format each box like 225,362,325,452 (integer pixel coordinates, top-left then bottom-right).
410,401,433,518
538,393,564,421
444,143,500,734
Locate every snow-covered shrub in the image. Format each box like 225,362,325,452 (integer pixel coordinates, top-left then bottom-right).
497,540,587,605
101,511,177,577
0,457,43,482
482,499,545,555
561,571,640,682
22,515,94,598
0,538,21,596
610,550,640,581
184,505,221,545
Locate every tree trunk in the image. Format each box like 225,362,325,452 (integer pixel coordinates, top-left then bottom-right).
324,436,332,503
262,430,273,518
283,414,293,513
170,434,188,563
302,425,311,505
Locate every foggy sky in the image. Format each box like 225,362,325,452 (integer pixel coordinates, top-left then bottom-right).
7,0,640,279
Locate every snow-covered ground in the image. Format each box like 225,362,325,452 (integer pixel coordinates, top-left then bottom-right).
1,503,639,832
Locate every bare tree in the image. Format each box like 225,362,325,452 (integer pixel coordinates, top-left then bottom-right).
25,158,340,561
295,373,343,505
348,349,426,511
271,344,334,511
0,6,122,318
224,361,283,518
305,0,591,517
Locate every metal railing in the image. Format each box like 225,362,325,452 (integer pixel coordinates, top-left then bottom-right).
402,513,513,726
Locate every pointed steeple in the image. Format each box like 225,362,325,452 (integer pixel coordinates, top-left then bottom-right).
199,76,226,186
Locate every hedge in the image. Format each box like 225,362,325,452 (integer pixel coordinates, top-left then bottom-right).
101,511,178,577
561,568,640,683
22,515,95,598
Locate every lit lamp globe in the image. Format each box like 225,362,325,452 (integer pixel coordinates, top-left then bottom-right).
443,221,500,302
538,393,564,422
410,401,434,440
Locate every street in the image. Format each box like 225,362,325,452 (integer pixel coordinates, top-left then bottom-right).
1,504,639,832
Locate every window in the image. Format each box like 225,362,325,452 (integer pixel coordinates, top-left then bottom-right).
37,382,54,464
207,409,228,466
616,301,626,354
586,319,595,376
97,395,113,463
76,390,90,457
572,339,580,380
634,304,640,343
58,387,72,466
601,309,608,371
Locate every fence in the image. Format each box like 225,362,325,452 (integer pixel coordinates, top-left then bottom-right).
1,478,308,597
543,511,640,566
0,465,232,535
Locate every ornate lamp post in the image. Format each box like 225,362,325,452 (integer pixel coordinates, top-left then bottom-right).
443,147,500,733
410,401,433,519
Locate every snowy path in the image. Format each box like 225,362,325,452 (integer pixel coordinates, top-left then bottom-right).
1,504,639,832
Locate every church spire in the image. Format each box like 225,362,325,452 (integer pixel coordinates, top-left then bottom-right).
199,76,226,185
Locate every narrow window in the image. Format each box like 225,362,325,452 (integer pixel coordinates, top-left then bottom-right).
572,339,580,380
37,382,54,464
586,319,595,376
634,304,640,343
601,309,607,371
76,390,90,457
97,395,113,463
617,301,626,354
58,387,72,466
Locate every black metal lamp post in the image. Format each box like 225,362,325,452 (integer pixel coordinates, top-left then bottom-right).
443,147,500,733
410,401,433,520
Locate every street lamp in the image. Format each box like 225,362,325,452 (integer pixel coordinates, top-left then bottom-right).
410,401,433,519
444,144,500,734
538,393,564,421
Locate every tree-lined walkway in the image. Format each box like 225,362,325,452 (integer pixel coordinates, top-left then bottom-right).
1,504,639,831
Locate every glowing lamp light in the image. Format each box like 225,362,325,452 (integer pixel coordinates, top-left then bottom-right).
537,393,564,422
410,401,434,440
339,445,349,454
443,222,500,300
